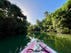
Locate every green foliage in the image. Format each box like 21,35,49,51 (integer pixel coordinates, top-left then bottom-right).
0,0,28,53
40,0,71,34
28,25,41,37
0,0,27,39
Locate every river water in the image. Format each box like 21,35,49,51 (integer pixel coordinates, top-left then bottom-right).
0,35,57,53
0,35,28,53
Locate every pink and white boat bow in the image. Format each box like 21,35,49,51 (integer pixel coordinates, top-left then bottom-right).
20,37,57,53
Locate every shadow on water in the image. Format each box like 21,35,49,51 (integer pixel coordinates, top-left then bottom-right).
0,35,29,53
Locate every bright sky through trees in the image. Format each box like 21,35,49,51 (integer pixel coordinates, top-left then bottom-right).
9,0,66,24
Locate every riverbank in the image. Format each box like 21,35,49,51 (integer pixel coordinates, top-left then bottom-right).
30,32,71,53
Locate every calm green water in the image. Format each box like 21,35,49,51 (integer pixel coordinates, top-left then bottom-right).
0,35,28,53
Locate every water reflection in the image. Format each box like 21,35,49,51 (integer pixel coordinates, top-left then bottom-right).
0,35,28,53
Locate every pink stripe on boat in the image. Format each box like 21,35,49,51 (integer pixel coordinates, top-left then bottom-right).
20,38,57,53
21,41,36,53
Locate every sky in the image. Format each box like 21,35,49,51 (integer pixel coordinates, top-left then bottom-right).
9,0,66,24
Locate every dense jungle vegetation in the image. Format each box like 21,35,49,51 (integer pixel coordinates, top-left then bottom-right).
27,0,71,53
0,0,71,53
28,0,71,35
0,0,29,53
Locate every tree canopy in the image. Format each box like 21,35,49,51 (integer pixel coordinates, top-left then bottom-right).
31,0,71,34
0,0,27,39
